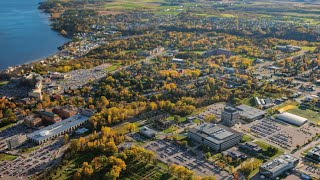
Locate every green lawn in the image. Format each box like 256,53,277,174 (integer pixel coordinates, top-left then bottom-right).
220,13,237,18
0,153,17,161
0,81,8,86
167,116,187,123
103,0,167,10
121,160,176,180
105,62,122,72
254,140,284,159
19,146,40,154
112,122,141,135
0,123,16,131
193,119,201,125
162,126,178,134
241,97,257,107
287,107,320,124
171,133,187,141
49,153,95,180
242,134,254,142
302,46,317,52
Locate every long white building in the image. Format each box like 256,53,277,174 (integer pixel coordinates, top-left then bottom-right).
188,123,242,152
27,114,90,144
276,112,308,126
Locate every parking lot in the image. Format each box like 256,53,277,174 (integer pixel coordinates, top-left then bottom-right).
144,139,232,180
298,160,320,178
57,63,111,91
193,103,225,122
241,119,319,151
0,140,62,179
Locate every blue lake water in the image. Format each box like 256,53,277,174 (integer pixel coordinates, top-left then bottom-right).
0,0,68,70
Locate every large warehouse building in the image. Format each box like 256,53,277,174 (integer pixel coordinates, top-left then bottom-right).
236,104,266,122
27,114,90,144
188,123,242,152
276,112,308,126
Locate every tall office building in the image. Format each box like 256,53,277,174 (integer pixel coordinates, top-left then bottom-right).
221,106,240,127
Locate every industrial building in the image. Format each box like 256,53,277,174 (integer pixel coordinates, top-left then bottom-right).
7,135,27,150
188,123,242,152
259,154,299,179
236,104,266,122
221,106,240,127
139,126,156,138
27,114,90,144
305,145,320,163
276,112,308,126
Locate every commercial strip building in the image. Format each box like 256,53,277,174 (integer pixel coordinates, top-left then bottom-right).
276,112,308,126
236,104,266,122
259,154,299,179
188,123,242,152
27,113,91,144
305,145,320,163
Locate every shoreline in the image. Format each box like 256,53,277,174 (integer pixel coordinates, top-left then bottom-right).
0,2,70,72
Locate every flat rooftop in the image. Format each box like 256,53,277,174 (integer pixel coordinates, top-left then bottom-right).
27,114,89,142
189,123,242,144
236,104,266,120
308,145,320,156
261,154,298,173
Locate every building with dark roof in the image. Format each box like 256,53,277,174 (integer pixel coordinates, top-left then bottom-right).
222,106,240,127
305,145,320,163
188,123,242,152
239,142,262,154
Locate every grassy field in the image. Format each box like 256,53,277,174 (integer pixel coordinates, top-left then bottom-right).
166,116,187,123
0,153,17,161
19,146,40,154
0,123,16,131
287,107,320,124
105,62,122,72
103,0,166,10
242,134,254,142
254,140,284,159
121,161,176,180
0,81,8,86
221,13,236,18
49,153,95,180
193,119,201,125
112,122,141,135
302,46,317,52
239,158,263,178
162,126,178,134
